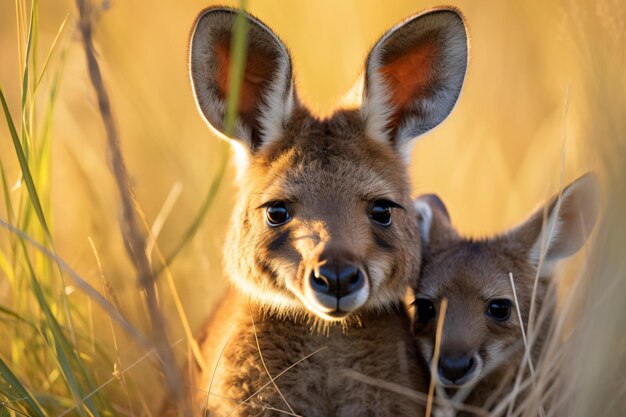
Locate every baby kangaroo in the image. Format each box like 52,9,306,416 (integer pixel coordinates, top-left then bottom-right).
411,174,600,415
161,6,469,417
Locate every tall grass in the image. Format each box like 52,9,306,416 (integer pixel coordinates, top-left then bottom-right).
0,1,120,415
1,0,243,415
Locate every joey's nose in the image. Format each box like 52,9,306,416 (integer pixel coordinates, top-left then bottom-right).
311,263,364,299
438,355,476,383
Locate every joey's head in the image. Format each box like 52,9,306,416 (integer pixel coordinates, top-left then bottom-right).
411,175,600,388
189,8,468,321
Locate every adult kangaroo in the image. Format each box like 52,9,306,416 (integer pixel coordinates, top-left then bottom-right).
163,6,468,416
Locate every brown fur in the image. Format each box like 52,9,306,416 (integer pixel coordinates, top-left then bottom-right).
163,108,427,416
224,109,421,319
162,6,468,416
186,289,424,416
411,175,600,415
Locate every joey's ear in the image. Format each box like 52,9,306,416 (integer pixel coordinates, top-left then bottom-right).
511,173,601,276
362,8,468,156
414,194,457,253
189,8,296,152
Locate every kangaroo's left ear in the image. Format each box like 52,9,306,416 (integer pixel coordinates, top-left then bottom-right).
511,173,601,276
361,8,468,157
189,8,296,153
414,194,458,255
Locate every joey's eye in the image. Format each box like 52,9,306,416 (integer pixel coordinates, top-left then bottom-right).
369,200,393,226
486,299,512,321
414,298,436,324
266,202,291,227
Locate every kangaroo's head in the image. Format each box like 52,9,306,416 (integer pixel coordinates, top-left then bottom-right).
412,174,600,388
189,8,468,322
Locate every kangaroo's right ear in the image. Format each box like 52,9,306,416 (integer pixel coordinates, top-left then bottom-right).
189,8,296,153
362,8,468,158
510,173,601,276
415,194,457,252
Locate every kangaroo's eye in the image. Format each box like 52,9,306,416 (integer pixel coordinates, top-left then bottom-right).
266,202,291,227
486,299,512,321
414,298,436,323
369,200,393,226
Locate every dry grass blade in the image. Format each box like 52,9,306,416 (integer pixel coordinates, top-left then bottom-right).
73,1,188,415
506,272,542,417
525,85,570,358
156,147,228,275
342,369,490,416
342,369,427,405
0,218,146,345
88,237,138,415
251,313,298,416
146,182,183,260
203,335,232,414
57,345,160,416
0,401,35,417
252,405,303,417
426,298,448,417
223,346,328,417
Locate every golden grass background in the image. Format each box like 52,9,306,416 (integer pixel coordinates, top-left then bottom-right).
0,0,624,415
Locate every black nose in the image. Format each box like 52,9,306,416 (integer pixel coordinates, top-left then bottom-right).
310,262,364,299
438,355,476,383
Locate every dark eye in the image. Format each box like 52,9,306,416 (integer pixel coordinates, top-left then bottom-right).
486,299,512,321
266,202,291,227
414,298,436,324
369,200,393,226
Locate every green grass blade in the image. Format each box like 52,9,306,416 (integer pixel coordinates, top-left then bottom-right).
158,0,248,271
22,248,101,417
0,88,51,238
0,357,48,417
0,250,13,281
31,0,39,90
35,69,61,168
0,158,15,225
35,14,68,92
21,1,34,111
0,304,36,329
20,0,35,160
223,0,250,136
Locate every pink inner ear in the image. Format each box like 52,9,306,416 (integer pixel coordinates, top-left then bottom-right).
379,40,438,130
215,38,274,127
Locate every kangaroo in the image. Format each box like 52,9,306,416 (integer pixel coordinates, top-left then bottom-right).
411,174,600,416
162,6,468,416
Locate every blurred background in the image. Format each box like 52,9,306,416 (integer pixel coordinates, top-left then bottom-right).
0,0,624,415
